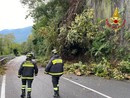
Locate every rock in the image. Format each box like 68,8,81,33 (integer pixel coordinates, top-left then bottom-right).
75,69,82,76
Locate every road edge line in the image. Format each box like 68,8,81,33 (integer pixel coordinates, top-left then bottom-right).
62,77,112,98
1,75,6,98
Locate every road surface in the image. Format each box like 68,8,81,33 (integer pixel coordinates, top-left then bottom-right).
0,56,130,98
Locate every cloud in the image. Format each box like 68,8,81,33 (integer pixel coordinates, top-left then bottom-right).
0,0,33,30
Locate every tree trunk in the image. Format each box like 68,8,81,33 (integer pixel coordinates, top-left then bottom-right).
120,0,127,46
58,0,86,28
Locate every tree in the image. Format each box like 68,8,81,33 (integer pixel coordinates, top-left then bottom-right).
0,33,18,55
20,0,130,62
0,34,4,55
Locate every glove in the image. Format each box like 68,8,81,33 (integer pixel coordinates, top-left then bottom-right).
18,75,21,78
44,71,48,74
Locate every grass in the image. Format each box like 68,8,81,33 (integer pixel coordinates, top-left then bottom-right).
0,66,6,75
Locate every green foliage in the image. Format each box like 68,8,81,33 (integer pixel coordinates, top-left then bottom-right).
20,34,34,54
36,56,49,67
64,61,95,76
0,33,17,55
0,66,6,75
57,8,98,59
124,31,130,41
93,57,111,77
92,29,110,55
64,58,129,80
22,0,69,57
112,68,124,80
20,0,130,81
66,9,96,45
119,60,130,73
64,61,87,75
13,49,19,56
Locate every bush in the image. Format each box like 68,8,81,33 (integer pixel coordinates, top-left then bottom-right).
36,56,49,67
93,57,111,77
119,60,130,73
0,66,6,75
112,68,125,80
64,61,88,75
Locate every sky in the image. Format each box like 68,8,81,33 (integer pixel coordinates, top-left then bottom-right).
0,0,34,30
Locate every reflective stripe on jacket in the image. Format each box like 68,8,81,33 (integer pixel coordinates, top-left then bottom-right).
18,60,38,79
45,54,64,76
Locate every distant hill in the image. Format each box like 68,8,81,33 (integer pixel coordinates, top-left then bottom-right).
0,26,32,43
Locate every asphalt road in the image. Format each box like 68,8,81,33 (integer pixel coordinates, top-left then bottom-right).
0,56,130,98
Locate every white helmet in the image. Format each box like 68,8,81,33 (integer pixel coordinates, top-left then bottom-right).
52,49,58,54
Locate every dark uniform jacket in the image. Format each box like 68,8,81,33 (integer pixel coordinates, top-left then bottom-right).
45,54,64,76
18,60,38,79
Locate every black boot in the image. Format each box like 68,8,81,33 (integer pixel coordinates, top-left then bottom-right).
20,89,25,98
57,87,59,96
53,91,59,98
27,91,31,98
57,90,59,97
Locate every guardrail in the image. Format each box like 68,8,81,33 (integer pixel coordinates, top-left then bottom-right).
0,55,15,66
0,57,7,66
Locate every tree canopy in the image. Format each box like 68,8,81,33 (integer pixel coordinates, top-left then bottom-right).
20,0,130,63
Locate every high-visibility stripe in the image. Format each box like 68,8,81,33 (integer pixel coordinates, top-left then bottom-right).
49,72,63,75
22,85,26,89
21,77,34,79
22,64,34,67
52,59,63,64
22,85,26,88
22,61,34,67
54,87,58,91
27,88,32,91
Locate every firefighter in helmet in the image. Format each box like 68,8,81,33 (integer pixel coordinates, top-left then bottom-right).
45,49,64,98
18,53,38,98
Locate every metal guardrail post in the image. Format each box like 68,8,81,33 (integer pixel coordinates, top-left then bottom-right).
0,55,15,66
0,56,12,66
0,58,7,66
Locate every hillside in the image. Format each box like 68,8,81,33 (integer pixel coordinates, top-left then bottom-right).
0,26,32,43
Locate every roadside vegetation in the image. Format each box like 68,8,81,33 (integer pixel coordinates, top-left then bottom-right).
0,33,21,56
19,0,130,80
0,66,6,75
0,33,20,75
1,0,130,80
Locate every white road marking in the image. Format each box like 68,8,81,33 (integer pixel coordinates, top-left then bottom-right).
62,77,112,98
1,75,6,98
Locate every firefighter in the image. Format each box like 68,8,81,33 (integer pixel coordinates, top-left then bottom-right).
18,54,38,98
45,49,64,98
27,52,35,59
